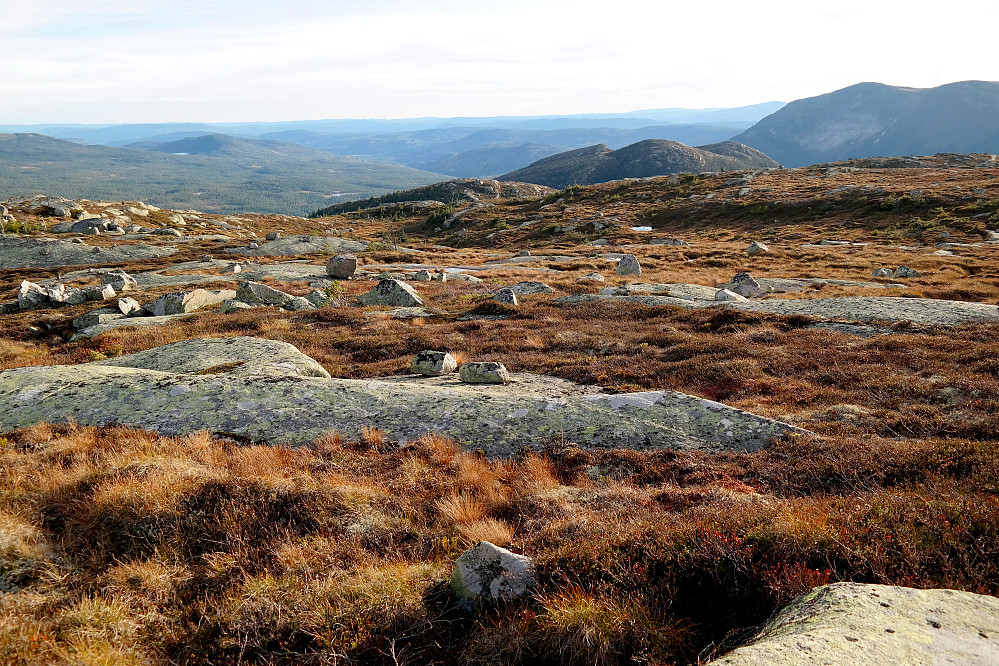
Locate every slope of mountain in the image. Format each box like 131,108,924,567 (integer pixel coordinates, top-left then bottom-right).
0,133,444,215
496,139,778,188
734,81,999,167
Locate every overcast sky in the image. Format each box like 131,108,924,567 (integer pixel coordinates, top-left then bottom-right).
2,0,997,124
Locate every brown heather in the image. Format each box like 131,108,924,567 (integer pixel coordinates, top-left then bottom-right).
1,163,999,664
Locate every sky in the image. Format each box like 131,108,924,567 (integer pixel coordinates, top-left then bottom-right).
2,0,997,124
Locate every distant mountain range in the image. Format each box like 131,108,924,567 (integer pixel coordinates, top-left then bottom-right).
497,140,778,188
0,133,443,215
734,81,999,167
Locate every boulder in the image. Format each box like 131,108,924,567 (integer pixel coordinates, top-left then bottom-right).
507,281,554,296
45,284,85,306
305,289,336,308
326,253,358,280
412,270,434,281
154,227,183,237
519,250,531,256
101,270,137,292
73,308,125,329
284,297,317,311
53,217,113,234
872,268,894,278
220,299,256,314
148,289,235,316
236,281,294,306
715,288,748,302
17,281,49,310
724,272,770,299
746,241,769,256
710,583,999,666
116,297,143,316
493,288,519,305
265,232,281,241
411,350,458,376
432,271,448,282
83,284,116,302
579,273,605,282
451,541,535,609
616,254,642,276
200,255,213,262
894,265,922,279
357,279,424,307
459,362,511,385
221,263,242,275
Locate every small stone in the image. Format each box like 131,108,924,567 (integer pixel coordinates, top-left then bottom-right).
154,227,183,237
201,254,213,262
73,308,125,329
494,288,519,305
459,362,511,385
411,350,458,376
507,281,554,295
579,273,605,282
451,541,535,609
872,268,894,278
724,272,770,298
616,254,642,276
412,270,433,281
747,241,770,256
265,232,281,241
894,266,922,278
431,271,448,282
327,253,358,280
221,263,242,275
519,250,531,257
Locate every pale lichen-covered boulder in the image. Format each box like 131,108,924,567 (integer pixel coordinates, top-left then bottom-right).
872,267,894,278
579,273,605,282
357,279,424,307
616,254,642,276
72,308,125,330
327,253,358,279
715,289,748,302
17,281,48,310
219,299,256,314
236,281,294,306
0,237,177,270
284,296,316,311
459,362,512,385
746,241,769,256
0,338,806,454
83,284,116,302
894,265,922,279
411,350,457,376
147,289,235,316
101,270,138,292
723,272,771,299
710,582,999,666
116,297,143,316
451,541,535,609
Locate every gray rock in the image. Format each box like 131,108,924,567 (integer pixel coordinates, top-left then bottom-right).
451,541,535,609
327,253,358,279
231,237,367,258
746,241,769,256
284,296,316,311
872,268,895,278
519,250,531,256
17,281,49,310
83,284,117,302
0,338,806,454
73,308,125,329
507,281,554,296
101,270,137,292
154,227,183,237
710,583,999,666
431,271,448,282
494,288,519,305
616,254,642,276
459,362,512,385
0,237,177,269
412,269,434,281
45,284,83,306
148,289,235,316
236,281,294,306
724,272,770,298
265,232,281,241
221,262,242,275
116,297,143,316
715,288,748,302
53,217,113,234
894,265,922,278
579,272,605,282
411,350,458,376
601,283,719,301
219,299,256,314
200,255,213,262
357,279,424,307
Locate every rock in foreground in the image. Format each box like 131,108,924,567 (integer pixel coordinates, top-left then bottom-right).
711,582,999,666
0,337,806,455
451,542,535,609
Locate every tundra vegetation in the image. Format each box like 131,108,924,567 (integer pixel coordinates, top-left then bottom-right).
1,159,998,664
